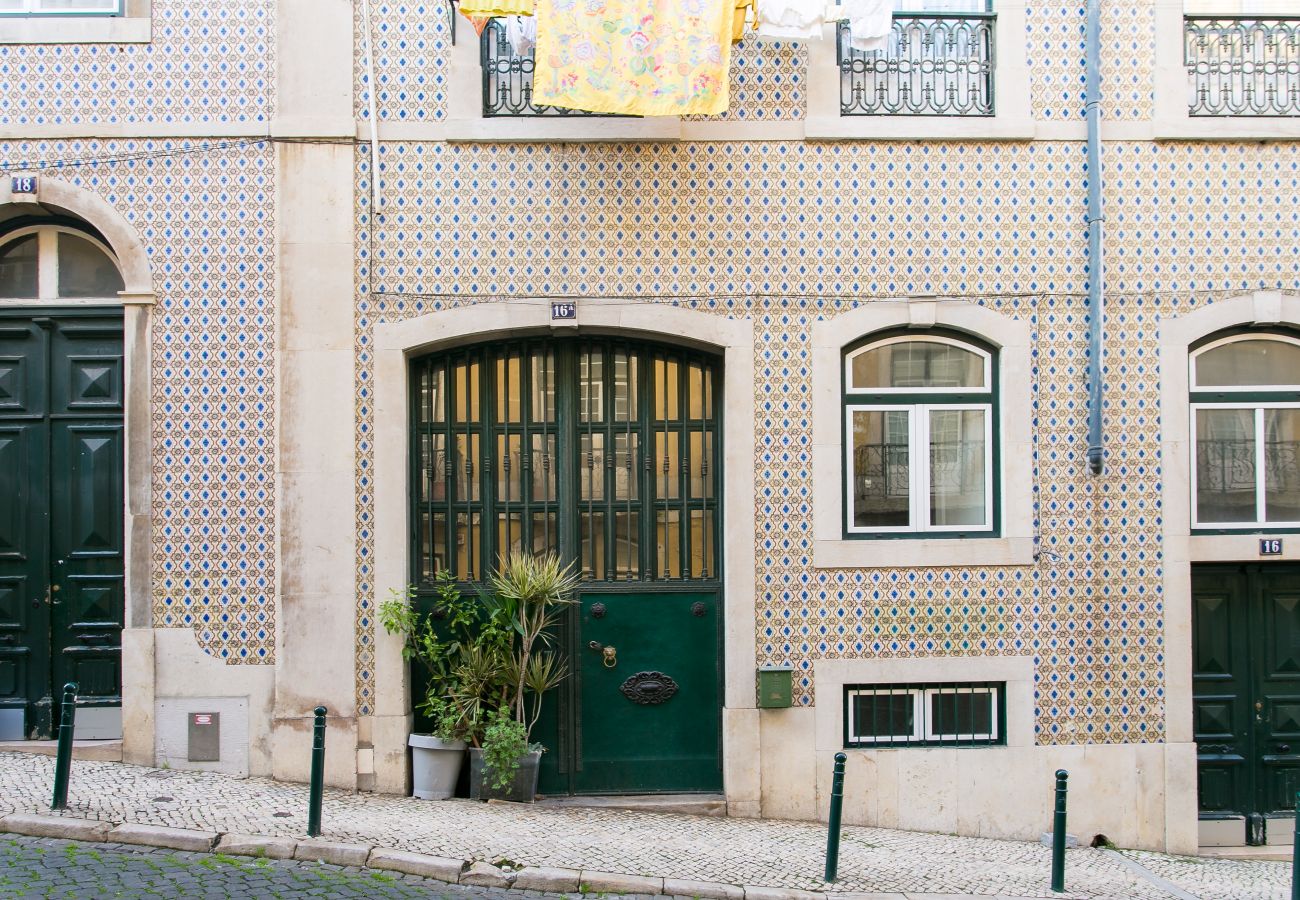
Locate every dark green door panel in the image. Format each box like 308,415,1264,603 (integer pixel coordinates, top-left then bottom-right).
573,592,721,794
1192,564,1300,843
0,312,123,737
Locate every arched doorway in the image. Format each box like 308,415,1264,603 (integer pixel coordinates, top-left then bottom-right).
0,218,128,739
408,335,723,793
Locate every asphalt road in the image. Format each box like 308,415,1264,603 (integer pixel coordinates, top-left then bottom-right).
0,834,574,899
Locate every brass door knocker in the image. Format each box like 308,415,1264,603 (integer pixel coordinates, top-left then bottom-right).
588,641,618,668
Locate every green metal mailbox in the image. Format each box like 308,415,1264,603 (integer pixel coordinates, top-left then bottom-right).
757,665,794,709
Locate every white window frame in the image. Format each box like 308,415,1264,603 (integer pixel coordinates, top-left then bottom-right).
805,0,1033,141
844,401,994,534
1190,402,1300,530
844,333,992,394
1153,0,1300,140
1190,332,1300,392
0,0,148,44
845,683,1001,745
0,224,125,304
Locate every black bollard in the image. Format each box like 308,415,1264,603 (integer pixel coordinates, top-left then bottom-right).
1291,791,1299,900
50,683,78,810
307,706,327,838
824,751,847,882
1051,769,1069,893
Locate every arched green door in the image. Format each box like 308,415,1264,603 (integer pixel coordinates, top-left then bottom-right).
409,336,723,794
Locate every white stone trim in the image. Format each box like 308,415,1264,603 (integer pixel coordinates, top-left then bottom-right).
805,1,1034,141
1158,289,1300,851
370,299,759,805
1153,0,1300,141
810,298,1033,569
0,0,148,44
812,656,1036,753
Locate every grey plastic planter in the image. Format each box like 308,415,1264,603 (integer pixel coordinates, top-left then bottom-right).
408,734,466,800
467,748,542,803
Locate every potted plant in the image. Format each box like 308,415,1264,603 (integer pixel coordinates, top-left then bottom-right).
468,552,579,803
379,573,489,800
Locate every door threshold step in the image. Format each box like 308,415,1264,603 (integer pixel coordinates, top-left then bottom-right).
1198,845,1292,862
534,794,727,817
0,739,122,762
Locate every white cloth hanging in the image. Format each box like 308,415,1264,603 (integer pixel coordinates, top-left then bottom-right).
754,0,824,40
839,0,893,52
504,13,537,56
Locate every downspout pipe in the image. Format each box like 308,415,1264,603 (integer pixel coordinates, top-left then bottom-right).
1085,0,1105,475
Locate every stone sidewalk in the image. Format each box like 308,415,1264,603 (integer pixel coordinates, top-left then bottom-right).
0,752,1288,900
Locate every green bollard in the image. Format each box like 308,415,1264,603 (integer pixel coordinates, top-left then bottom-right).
50,683,78,810
307,706,327,838
824,751,847,882
1291,791,1299,900
1051,769,1069,893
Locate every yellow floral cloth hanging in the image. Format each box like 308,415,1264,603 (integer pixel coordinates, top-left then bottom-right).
531,0,736,117
459,0,535,15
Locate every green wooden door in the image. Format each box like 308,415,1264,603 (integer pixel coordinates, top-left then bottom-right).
0,312,124,738
410,338,723,795
1193,564,1300,844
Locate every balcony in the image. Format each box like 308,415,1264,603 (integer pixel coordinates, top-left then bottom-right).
480,18,609,118
1185,15,1300,117
838,11,995,117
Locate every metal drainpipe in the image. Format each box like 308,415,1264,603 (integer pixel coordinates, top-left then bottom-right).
1085,0,1105,475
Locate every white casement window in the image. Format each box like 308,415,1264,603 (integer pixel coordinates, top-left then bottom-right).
0,0,121,14
843,334,995,536
1190,332,1300,530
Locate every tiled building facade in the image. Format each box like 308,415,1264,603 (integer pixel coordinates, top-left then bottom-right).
2,0,1298,853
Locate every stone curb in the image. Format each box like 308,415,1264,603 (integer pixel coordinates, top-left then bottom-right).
109,822,218,852
0,812,113,843
215,832,298,860
293,838,372,867
0,812,905,900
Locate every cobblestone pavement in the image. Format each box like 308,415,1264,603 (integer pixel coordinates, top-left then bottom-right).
0,834,565,899
0,752,1289,899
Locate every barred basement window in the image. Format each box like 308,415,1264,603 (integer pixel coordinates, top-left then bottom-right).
845,682,1005,748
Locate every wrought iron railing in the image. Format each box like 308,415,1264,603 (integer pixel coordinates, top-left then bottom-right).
1185,16,1300,116
480,18,609,117
839,13,995,116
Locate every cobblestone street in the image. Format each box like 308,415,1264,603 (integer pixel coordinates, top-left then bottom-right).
0,834,560,899
0,752,1290,899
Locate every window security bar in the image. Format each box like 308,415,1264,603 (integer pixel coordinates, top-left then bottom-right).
844,681,1006,748
1185,16,1300,117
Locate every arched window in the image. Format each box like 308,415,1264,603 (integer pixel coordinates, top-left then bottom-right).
1191,331,1300,528
0,224,125,301
843,332,996,535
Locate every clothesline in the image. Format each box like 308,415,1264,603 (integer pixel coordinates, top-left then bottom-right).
456,0,894,116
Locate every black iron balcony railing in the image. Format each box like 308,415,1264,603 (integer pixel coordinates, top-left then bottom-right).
1185,16,1300,116
481,18,610,117
839,13,995,116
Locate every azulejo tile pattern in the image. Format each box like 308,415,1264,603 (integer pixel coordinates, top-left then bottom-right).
1027,0,1154,122
0,1,274,129
352,140,1300,744
355,0,452,123
0,139,278,663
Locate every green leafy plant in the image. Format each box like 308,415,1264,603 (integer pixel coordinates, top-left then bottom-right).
481,706,529,789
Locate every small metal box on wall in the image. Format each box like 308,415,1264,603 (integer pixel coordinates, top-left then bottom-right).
187,712,220,762
757,665,794,709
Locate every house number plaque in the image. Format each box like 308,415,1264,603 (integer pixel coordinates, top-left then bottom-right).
1261,538,1283,556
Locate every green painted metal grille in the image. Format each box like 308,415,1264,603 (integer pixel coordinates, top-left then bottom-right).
409,338,720,589
1186,16,1300,117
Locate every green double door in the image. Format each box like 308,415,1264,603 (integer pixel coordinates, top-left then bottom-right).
1193,564,1300,844
411,337,723,794
0,311,125,738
